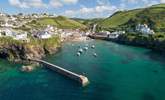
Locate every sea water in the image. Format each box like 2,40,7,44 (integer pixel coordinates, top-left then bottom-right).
0,40,165,100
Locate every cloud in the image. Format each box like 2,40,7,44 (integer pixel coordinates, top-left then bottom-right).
63,4,118,18
8,0,79,8
8,0,47,8
97,0,110,5
49,0,63,8
62,0,118,18
8,0,28,8
62,0,79,4
49,0,79,8
119,0,159,10
160,0,165,3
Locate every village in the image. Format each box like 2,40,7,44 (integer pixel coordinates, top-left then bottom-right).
0,11,156,43
92,23,155,39
0,12,92,43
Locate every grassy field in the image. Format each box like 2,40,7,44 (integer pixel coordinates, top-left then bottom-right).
94,4,165,32
26,16,86,29
99,9,142,28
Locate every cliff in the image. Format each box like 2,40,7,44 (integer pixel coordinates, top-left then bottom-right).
115,34,165,52
0,36,61,62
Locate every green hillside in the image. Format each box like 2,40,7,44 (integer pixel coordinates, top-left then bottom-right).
99,9,142,28
26,16,86,29
71,18,103,26
97,4,165,32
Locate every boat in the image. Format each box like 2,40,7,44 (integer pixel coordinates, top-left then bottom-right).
91,45,95,49
85,44,89,47
77,52,81,56
20,65,34,72
83,47,88,51
93,53,97,57
78,48,83,53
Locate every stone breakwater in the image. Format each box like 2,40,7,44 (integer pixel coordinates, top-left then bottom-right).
30,59,89,87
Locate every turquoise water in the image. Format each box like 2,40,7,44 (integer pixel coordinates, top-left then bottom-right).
0,40,165,100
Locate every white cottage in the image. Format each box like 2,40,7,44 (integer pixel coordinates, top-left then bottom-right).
136,24,155,35
108,31,125,39
1,22,13,27
95,31,110,37
4,28,15,37
0,13,6,17
44,25,58,35
36,31,51,39
14,32,28,40
45,25,54,32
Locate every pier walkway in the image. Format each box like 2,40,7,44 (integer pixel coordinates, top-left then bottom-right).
29,59,89,86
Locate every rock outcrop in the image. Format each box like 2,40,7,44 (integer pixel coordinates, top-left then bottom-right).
0,37,61,62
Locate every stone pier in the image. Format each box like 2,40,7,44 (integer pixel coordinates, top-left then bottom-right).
30,59,89,86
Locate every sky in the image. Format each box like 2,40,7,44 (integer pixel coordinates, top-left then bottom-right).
0,0,165,18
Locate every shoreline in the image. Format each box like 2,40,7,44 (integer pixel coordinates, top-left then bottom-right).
0,35,89,64
89,35,165,54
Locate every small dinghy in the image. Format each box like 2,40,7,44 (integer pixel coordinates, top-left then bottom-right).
85,44,89,47
78,48,83,53
77,52,81,56
83,47,88,51
91,45,95,49
20,65,34,72
93,53,97,57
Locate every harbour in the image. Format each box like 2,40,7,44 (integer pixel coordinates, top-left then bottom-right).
0,40,165,100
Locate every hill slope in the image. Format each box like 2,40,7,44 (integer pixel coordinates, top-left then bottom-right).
27,16,86,29
97,4,165,32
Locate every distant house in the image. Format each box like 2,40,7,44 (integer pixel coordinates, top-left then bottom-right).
35,31,52,39
136,24,155,35
83,31,91,36
1,22,13,27
14,32,28,41
60,29,75,37
45,25,54,32
0,12,6,17
10,16,17,21
44,25,59,35
3,28,16,37
108,31,125,39
95,31,110,37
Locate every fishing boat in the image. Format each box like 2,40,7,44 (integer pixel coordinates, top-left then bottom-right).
78,48,83,53
77,52,81,56
93,53,97,57
83,47,88,51
85,44,89,47
91,45,95,49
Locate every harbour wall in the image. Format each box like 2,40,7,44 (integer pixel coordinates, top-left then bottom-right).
30,59,89,87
